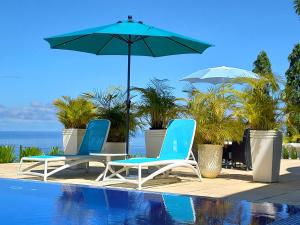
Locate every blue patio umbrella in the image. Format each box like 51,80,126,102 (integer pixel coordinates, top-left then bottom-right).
180,66,259,85
45,16,213,154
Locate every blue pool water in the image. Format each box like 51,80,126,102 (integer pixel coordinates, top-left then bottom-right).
0,179,299,225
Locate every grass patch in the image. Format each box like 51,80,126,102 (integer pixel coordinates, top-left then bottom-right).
49,146,64,156
19,146,43,160
0,145,16,163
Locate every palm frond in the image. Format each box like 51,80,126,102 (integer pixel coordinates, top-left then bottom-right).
53,96,96,129
294,0,300,15
83,87,142,142
230,73,281,130
133,78,180,129
186,86,245,145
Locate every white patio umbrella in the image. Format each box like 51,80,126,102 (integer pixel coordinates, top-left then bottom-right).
180,66,259,84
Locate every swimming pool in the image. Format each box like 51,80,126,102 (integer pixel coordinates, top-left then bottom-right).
0,179,299,225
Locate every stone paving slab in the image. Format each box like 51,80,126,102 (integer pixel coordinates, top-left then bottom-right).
0,159,299,205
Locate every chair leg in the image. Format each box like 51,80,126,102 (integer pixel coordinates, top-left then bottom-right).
138,165,142,190
195,163,202,181
43,160,48,182
85,162,89,173
99,164,110,182
18,159,23,175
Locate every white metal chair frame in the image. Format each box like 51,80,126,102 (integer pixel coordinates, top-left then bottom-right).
18,119,113,181
102,120,202,190
18,155,107,181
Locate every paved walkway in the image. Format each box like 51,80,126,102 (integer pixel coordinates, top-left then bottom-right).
0,159,299,205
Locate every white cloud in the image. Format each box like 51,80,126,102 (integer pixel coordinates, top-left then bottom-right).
0,75,22,79
0,102,56,121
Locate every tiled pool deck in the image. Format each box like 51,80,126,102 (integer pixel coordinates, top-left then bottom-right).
0,159,299,206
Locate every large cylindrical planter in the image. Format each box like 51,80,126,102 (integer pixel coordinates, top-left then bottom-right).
63,129,86,169
145,129,166,158
63,129,86,155
198,144,223,178
250,130,282,182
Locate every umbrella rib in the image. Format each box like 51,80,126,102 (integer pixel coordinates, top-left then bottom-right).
132,35,141,42
95,36,114,55
166,37,203,54
51,34,93,48
132,35,148,43
142,38,156,57
111,34,129,43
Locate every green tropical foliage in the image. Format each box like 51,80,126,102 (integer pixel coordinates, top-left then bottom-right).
0,145,16,163
133,78,180,129
282,147,289,159
291,148,298,159
49,146,64,156
233,51,280,130
252,50,274,94
185,86,244,145
284,44,300,142
233,74,280,130
19,146,43,159
83,87,141,142
253,51,273,76
53,96,96,129
294,0,300,15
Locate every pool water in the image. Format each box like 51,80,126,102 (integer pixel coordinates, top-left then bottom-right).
0,179,299,225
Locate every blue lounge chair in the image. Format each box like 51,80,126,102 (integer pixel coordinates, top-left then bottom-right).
18,119,111,181
102,119,202,189
163,194,196,223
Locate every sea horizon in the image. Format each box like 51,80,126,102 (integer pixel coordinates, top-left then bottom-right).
0,130,146,156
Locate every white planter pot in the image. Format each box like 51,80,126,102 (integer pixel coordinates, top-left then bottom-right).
103,142,126,160
145,129,166,158
250,130,282,182
198,144,223,178
63,129,86,155
63,129,86,168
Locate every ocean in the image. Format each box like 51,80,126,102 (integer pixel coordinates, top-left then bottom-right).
0,131,146,157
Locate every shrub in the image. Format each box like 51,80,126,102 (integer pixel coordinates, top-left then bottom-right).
0,145,16,163
19,146,43,159
49,146,64,156
83,87,141,142
291,148,298,159
186,86,245,145
233,74,280,130
282,147,290,159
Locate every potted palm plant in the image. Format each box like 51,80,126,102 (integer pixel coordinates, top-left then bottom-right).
53,96,96,156
83,87,140,154
234,73,282,182
133,78,180,157
186,86,244,178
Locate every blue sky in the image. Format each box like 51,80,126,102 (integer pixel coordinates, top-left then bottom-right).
0,0,299,131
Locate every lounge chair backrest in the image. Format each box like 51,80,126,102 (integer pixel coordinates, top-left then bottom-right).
79,119,110,155
163,194,196,223
159,119,196,160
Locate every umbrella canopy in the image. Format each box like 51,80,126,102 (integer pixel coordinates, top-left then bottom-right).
45,17,212,57
45,16,213,154
180,66,259,84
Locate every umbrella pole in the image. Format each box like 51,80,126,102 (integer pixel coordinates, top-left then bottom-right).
125,37,132,156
